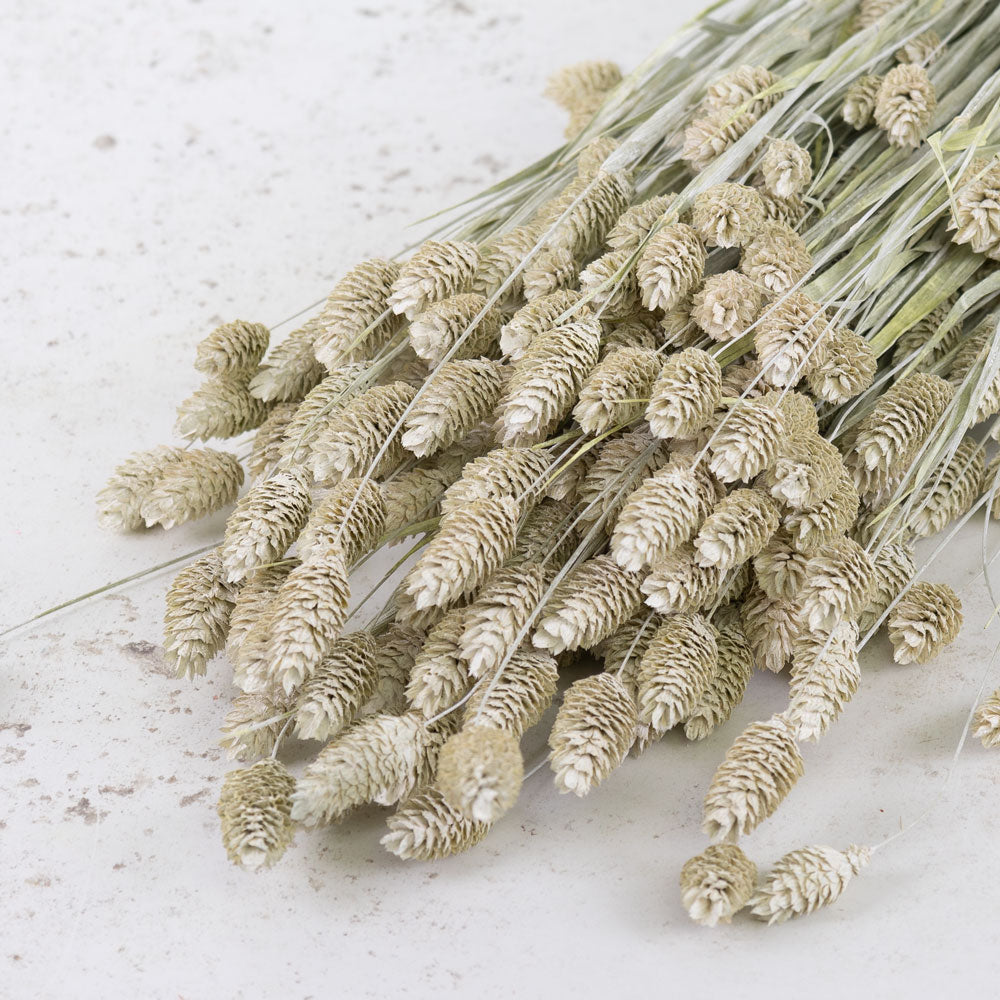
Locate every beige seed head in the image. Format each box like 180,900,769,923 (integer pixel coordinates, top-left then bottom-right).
911,439,985,538
855,538,914,634
842,74,883,129
515,497,579,566
578,247,640,320
753,530,811,600
856,0,904,28
740,586,803,673
606,194,679,253
703,64,780,116
407,292,502,365
637,223,706,313
97,445,188,531
226,562,296,667
436,725,524,824
543,60,622,111
749,844,870,924
754,292,833,388
888,581,962,664
472,224,543,305
874,63,936,148
645,347,722,440
759,189,808,227
139,448,244,530
601,613,663,681
972,688,1000,749
891,295,961,370
248,323,325,404
602,312,662,354
381,459,463,539
248,402,297,480
787,621,861,742
768,389,818,439
694,488,781,571
388,240,480,319
522,246,580,301
382,787,492,860
806,326,876,404
464,646,559,737
195,319,270,379
799,537,876,632
895,30,942,65
219,689,293,763
684,621,755,740
708,395,785,483
358,623,425,718
545,169,634,258
680,843,758,927
641,543,726,615
691,271,762,342
782,468,860,554
692,183,766,248
441,445,551,516
719,358,766,400
766,432,843,510
682,107,758,173
573,346,662,435
576,135,622,177
498,288,585,361
548,672,638,796
702,713,804,841
741,221,812,295
949,158,1000,257
217,759,295,870
949,318,1000,422
175,374,269,441
760,139,812,199
297,477,387,566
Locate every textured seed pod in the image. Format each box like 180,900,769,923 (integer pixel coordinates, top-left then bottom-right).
684,621,755,740
175,375,269,441
856,0,904,27
140,448,244,529
949,158,1000,256
719,358,765,400
220,470,312,583
582,249,641,321
313,258,401,369
761,189,808,228
472,224,543,304
874,63,936,148
294,631,379,741
692,183,766,249
895,29,942,64
788,621,860,741
949,319,1000,421
799,538,875,632
760,139,812,199
606,194,678,253
846,373,955,496
842,74,883,129
217,759,295,870
604,314,662,356
636,613,719,734
458,563,547,678
514,497,578,566
403,497,519,612
805,327,876,404
498,320,602,444
750,845,871,924
164,548,237,678
702,713,804,841
407,292,502,366
645,347,722,440
436,725,523,824
766,433,843,510
498,289,584,360
219,689,293,762
611,461,717,572
637,223,706,312
694,489,781,571
248,323,326,404
362,623,425,717
911,439,985,538
549,672,638,796
522,245,580,301
642,543,725,615
741,221,812,296
891,296,961,370
572,346,661,435
601,613,663,678
547,170,634,257
388,240,480,319
97,445,188,531
972,689,1000,748
382,787,492,860
857,540,915,634
755,292,832,388
533,554,645,654
575,135,622,177
704,64,779,116
691,271,762,342
680,844,758,927
753,530,810,600
247,403,297,479
226,562,295,665
708,395,785,483
740,586,803,673
465,646,559,736
297,478,387,566
440,446,551,516
195,319,269,378
292,712,447,825
308,381,417,484
782,473,857,556
544,60,622,110
382,458,464,538
682,107,758,173
261,551,351,696
888,582,963,664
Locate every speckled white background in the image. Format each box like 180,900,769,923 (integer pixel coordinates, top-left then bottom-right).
3,2,999,997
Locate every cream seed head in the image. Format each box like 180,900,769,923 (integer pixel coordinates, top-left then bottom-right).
637,223,706,313
645,347,723,440
949,158,1000,257
472,224,543,305
703,64,780,117
692,183,766,249
97,445,188,532
760,190,808,227
226,562,295,666
381,461,461,540
543,60,622,111
760,139,812,199
888,581,963,664
576,136,622,177
247,402,297,480
405,607,471,719
855,0,904,28
910,438,985,538
249,323,326,405
388,240,480,319
680,844,758,927
547,169,634,258
464,647,559,738
606,194,678,253
600,613,663,680
842,74,883,129
694,488,781,572
436,725,524,824
799,537,876,633
522,246,580,301
573,346,662,435
805,327,876,404
708,395,785,483
684,621,755,740
972,689,1000,749
577,247,640,321
682,107,758,173
297,477,387,567
691,271,762,342
174,375,269,442
741,221,812,296
891,296,961,370
217,759,296,870
740,586,803,673
382,787,492,860
219,689,294,763
641,543,726,616
783,468,860,554
515,497,579,566
753,530,811,600
754,292,833,388
601,311,662,355
140,448,244,530
440,445,551,516
195,319,270,379
787,621,861,742
407,292,502,365
895,30,942,66
498,288,585,360
857,540,915,635
363,623,425,717
765,432,843,510
874,63,937,148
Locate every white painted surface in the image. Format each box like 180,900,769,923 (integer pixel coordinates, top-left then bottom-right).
3,2,998,997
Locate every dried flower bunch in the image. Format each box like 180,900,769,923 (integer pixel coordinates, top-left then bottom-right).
98,0,1000,930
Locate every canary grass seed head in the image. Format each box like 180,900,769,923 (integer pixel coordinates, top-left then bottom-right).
760,139,812,200
788,621,861,742
382,787,492,860
754,292,833,388
753,530,811,600
765,432,843,510
741,221,812,296
874,63,936,148
641,543,726,615
219,689,294,763
498,289,585,360
388,240,480,319
248,323,327,405
682,107,758,173
888,581,963,664
174,374,269,442
972,689,1000,749
708,395,785,483
297,478,387,566
691,271,762,342
805,327,876,404
523,246,581,301
543,59,622,111
694,488,781,572
692,183,766,249
703,64,780,117
195,319,270,379
799,537,876,632
740,586,803,673
436,725,524,824
218,759,295,870
910,438,985,538
573,346,662,435
472,224,543,305
578,247,640,321
97,445,188,531
949,157,1000,257
440,445,551,516
684,621,755,740
407,292,502,365
857,540,916,635
680,843,758,927
464,646,559,737
247,402,297,480
645,347,722,440
606,194,679,253
637,223,706,313
842,74,883,129
140,448,244,530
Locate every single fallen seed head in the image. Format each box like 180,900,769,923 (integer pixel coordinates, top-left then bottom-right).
680,843,758,926
887,581,963,664
217,759,295,870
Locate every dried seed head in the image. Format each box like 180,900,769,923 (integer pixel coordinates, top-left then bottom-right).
682,107,758,173
140,448,244,530
220,469,312,583
382,787,492,860
472,224,543,305
533,554,645,653
740,586,803,673
308,381,417,484
684,621,755,740
741,221,812,295
546,170,634,257
856,0,904,27
949,158,1000,257
911,439,985,538
436,725,524,824
949,318,1000,421
637,613,719,733
522,246,580,301
248,403,297,480
896,30,942,65
799,537,876,632
642,543,726,615
972,689,1000,749
888,581,962,664
363,623,425,717
227,562,295,665
465,646,559,737
313,259,401,369
220,689,293,762
753,530,811,600
388,240,480,319
704,65,780,116
515,497,578,566
754,292,833,388
218,759,295,869
606,194,678,253
806,327,876,404
719,358,766,400
549,672,638,796
600,312,660,355
842,74,883,129
637,223,706,313
891,295,961,370
98,445,188,531
760,139,812,199
499,289,584,360
543,60,622,111
788,621,861,741
680,844,758,927
578,247,640,320
766,432,843,510
694,488,781,571
292,711,447,825
441,445,551,516
691,271,762,342
601,613,663,679
249,324,326,404
874,63,936,148
759,189,808,227
297,477,387,566
645,347,723,440
294,631,379,741
749,845,870,924
857,540,915,634
195,319,270,378
576,135,622,176
382,460,463,538
768,389,818,439
702,713,804,841
164,547,236,678
708,395,785,483
573,346,662,435
404,496,519,612
692,183,766,249
408,292,501,365
175,375,269,441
